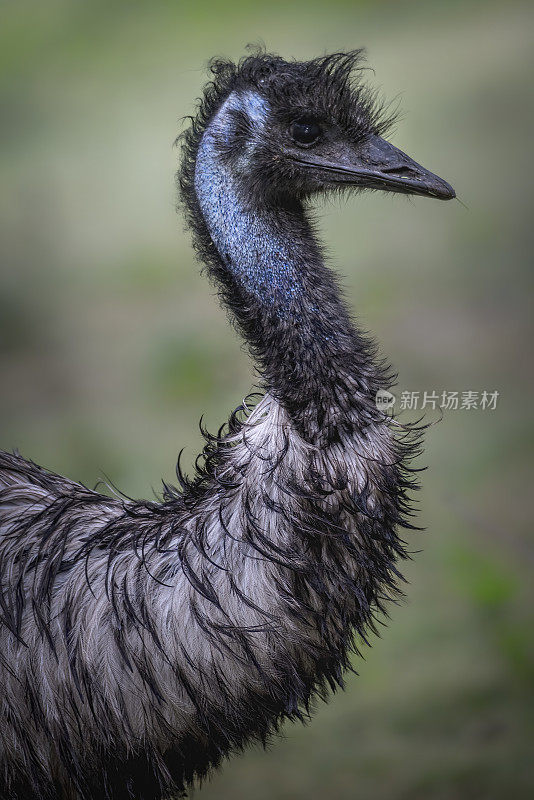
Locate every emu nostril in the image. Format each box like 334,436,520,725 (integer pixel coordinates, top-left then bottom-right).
382,166,415,177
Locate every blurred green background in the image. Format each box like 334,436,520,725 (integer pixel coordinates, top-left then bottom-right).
1,1,533,798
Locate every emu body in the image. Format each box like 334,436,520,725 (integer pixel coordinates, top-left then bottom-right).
0,52,454,799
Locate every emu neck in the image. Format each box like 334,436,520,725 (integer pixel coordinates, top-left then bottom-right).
194,107,382,439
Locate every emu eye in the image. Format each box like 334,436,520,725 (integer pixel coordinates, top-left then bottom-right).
290,119,321,146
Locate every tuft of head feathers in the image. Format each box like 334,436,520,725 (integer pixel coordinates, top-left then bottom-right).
179,49,396,165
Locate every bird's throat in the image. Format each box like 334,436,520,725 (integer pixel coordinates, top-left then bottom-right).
195,124,306,313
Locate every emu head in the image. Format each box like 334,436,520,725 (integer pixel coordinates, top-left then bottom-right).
195,50,455,204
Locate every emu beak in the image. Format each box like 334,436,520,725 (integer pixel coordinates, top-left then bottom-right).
295,134,455,200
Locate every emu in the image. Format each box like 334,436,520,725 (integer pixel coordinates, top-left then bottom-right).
0,51,454,800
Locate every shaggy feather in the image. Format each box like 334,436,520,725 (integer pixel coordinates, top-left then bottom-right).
0,49,444,800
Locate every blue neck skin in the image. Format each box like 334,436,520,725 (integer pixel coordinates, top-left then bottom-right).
193,92,379,434
194,91,309,314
